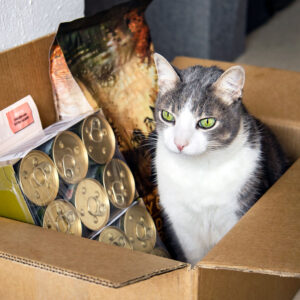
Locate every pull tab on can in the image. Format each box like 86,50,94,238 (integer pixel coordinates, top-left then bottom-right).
30,161,52,188
55,206,74,234
88,117,106,143
111,180,126,207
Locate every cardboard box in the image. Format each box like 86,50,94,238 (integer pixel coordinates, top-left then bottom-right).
0,34,299,299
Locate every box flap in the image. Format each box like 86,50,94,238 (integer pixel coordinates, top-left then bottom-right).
0,257,194,300
197,158,300,278
0,34,56,128
197,268,300,300
0,217,187,288
172,57,300,160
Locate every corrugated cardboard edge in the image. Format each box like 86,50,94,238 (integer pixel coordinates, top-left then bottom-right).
196,263,300,279
190,265,200,300
0,251,188,288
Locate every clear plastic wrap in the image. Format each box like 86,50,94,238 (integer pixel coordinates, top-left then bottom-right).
94,198,170,257
0,109,169,256
7,111,131,236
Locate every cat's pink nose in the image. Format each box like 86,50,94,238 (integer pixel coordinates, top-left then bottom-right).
175,142,188,152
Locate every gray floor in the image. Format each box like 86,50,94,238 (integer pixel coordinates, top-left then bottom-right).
235,0,300,72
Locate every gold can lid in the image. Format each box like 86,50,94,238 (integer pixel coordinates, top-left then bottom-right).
74,178,110,231
151,247,170,258
123,205,156,253
19,150,59,206
99,226,133,250
52,131,89,184
103,159,135,209
43,199,82,236
81,113,116,165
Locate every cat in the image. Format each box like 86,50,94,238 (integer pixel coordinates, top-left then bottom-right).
153,53,288,265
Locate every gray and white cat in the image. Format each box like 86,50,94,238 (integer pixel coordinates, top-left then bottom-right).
153,53,288,265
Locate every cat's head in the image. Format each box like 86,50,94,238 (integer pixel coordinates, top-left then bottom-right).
154,53,245,156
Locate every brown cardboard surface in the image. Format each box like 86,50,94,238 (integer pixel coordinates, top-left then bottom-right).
0,34,56,128
173,57,300,161
258,117,300,162
0,257,193,300
0,217,187,288
198,158,300,277
198,268,300,300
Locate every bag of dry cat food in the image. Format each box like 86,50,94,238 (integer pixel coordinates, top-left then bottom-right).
50,1,163,234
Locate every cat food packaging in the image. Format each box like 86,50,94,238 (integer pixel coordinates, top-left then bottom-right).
0,105,170,256
0,110,136,238
49,0,163,237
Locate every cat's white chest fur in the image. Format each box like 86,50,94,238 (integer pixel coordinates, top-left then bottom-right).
156,131,260,265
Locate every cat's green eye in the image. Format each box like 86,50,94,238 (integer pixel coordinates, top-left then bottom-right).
198,117,216,129
161,110,175,123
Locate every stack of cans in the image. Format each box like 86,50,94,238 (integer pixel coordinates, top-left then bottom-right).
97,199,169,257
15,111,169,257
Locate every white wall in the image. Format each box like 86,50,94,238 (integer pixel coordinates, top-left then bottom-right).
0,0,84,52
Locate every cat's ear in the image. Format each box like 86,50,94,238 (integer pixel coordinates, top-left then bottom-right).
213,66,245,105
153,53,180,95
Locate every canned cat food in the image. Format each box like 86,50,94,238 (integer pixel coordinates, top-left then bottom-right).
18,150,59,206
52,131,89,184
74,178,110,231
103,158,135,209
99,226,132,250
43,199,82,236
120,203,156,253
81,112,116,165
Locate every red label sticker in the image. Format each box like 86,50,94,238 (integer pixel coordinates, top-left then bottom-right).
6,102,34,134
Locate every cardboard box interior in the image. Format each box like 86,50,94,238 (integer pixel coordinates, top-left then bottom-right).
0,35,299,299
